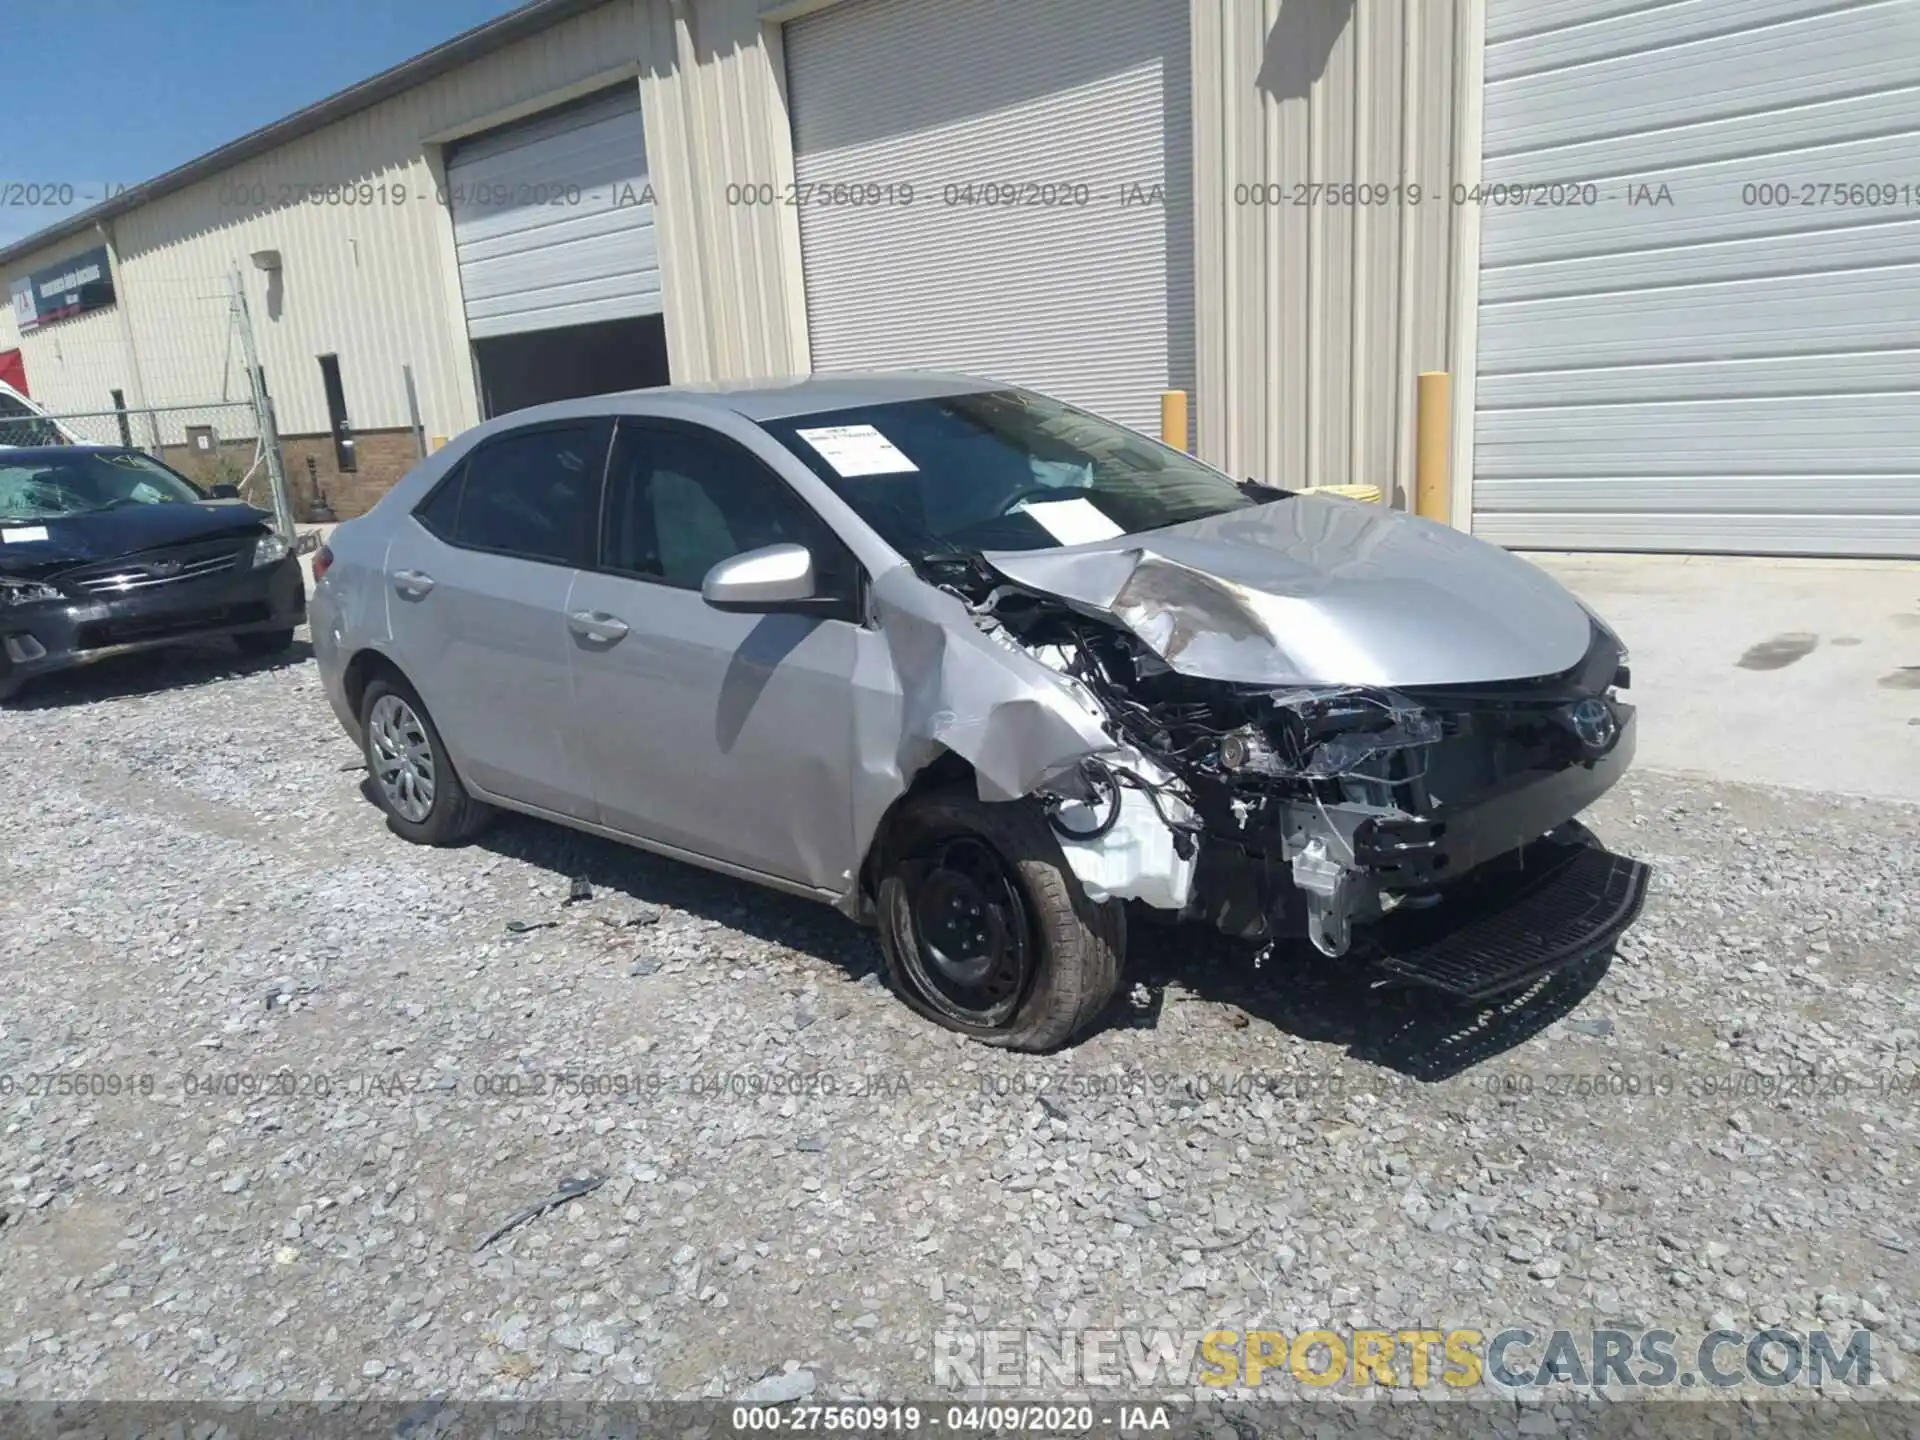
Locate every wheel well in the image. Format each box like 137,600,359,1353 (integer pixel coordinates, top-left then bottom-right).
342,648,409,723
859,751,978,907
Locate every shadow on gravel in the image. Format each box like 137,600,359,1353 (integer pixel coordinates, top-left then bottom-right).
1122,920,1615,1083
429,803,1613,1080
2,637,315,710
471,810,881,979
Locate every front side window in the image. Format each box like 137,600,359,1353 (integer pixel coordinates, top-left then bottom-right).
0,450,202,521
601,422,837,592
759,388,1269,563
414,423,607,565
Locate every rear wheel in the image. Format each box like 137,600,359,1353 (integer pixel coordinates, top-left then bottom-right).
876,788,1125,1052
359,675,491,845
235,628,295,657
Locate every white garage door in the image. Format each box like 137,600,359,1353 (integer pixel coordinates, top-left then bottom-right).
446,85,660,340
785,0,1193,438
1472,0,1920,557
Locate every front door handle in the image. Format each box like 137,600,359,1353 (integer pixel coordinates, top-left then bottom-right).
392,568,435,597
567,609,630,643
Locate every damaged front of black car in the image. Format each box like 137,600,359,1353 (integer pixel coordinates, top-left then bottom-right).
0,446,306,701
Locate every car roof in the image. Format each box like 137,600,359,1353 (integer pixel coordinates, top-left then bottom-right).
0,444,132,459
591,370,1003,423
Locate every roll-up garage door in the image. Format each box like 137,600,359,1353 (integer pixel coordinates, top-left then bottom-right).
785,0,1193,439
1472,0,1920,557
446,85,660,340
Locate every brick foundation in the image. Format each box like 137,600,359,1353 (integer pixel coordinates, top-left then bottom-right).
159,428,421,520
279,429,423,520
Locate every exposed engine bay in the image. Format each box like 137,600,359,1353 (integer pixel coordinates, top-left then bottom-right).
925,553,1641,977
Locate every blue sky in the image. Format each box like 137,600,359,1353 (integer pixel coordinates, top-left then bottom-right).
2,0,526,250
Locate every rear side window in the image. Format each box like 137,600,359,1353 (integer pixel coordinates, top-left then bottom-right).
412,421,609,565
414,462,465,540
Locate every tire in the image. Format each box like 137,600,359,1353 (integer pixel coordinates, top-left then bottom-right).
234,628,295,657
876,787,1125,1052
359,673,492,845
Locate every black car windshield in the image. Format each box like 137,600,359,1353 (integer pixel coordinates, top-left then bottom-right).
760,389,1271,558
0,451,204,522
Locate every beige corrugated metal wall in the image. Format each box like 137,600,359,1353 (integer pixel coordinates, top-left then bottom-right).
643,0,811,382
8,0,1478,503
3,0,806,440
1191,0,1478,507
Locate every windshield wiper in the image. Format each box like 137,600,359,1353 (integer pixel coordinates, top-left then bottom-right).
1237,478,1292,502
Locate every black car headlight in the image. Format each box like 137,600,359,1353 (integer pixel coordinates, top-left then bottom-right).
251,532,290,568
0,576,62,606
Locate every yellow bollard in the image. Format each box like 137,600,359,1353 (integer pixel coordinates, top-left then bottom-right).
1160,390,1189,453
1415,372,1451,523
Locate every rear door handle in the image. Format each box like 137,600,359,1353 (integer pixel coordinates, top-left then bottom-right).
392,568,435,597
567,609,630,643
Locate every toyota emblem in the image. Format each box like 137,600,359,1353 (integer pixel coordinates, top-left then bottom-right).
1565,698,1618,751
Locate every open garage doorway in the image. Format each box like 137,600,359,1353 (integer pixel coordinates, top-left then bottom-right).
446,83,669,420
472,313,669,418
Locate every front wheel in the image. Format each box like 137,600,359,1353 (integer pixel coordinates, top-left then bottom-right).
359,674,491,845
876,788,1125,1052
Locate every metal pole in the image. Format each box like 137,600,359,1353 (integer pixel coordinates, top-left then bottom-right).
403,363,427,461
1415,371,1452,524
229,268,296,541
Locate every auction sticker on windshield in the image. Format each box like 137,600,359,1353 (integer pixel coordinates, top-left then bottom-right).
794,424,919,477
1,525,50,543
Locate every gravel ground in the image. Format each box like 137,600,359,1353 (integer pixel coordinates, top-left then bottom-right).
1,639,1915,1407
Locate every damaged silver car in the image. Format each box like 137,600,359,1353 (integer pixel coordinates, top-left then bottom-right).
310,374,1648,1051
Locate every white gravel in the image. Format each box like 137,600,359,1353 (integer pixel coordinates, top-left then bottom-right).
1,640,1915,1404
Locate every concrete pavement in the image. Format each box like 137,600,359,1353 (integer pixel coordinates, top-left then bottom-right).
1531,552,1920,802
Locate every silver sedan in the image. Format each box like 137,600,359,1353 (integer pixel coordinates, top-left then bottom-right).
310,373,1645,1051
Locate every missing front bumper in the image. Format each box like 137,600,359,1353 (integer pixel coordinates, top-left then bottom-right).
1362,826,1652,1000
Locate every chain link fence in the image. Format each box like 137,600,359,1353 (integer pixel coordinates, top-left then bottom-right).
1,398,295,533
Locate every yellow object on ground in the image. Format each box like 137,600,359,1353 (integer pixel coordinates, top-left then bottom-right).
1309,483,1382,503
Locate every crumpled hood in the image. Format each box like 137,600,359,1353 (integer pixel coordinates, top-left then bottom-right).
0,501,270,576
981,493,1596,687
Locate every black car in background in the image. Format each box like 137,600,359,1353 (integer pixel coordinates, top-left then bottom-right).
0,447,305,701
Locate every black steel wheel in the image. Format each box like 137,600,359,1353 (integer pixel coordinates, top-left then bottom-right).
897,834,1036,1028
876,787,1125,1052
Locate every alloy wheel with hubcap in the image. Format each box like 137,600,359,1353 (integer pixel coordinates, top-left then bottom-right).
367,691,436,823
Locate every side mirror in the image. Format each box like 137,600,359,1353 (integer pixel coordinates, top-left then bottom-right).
208,483,242,499
701,543,817,613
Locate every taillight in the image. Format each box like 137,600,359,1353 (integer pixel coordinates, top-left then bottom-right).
312,544,334,582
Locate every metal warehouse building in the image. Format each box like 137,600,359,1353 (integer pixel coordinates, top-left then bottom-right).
3,0,1916,556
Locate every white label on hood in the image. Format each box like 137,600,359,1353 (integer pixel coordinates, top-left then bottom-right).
794,424,919,477
1015,496,1125,546
0,525,50,543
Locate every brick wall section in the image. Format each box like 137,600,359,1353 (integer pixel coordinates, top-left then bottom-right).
280,429,422,519
159,428,420,519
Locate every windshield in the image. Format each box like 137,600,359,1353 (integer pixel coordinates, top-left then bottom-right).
760,389,1272,559
0,451,204,521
